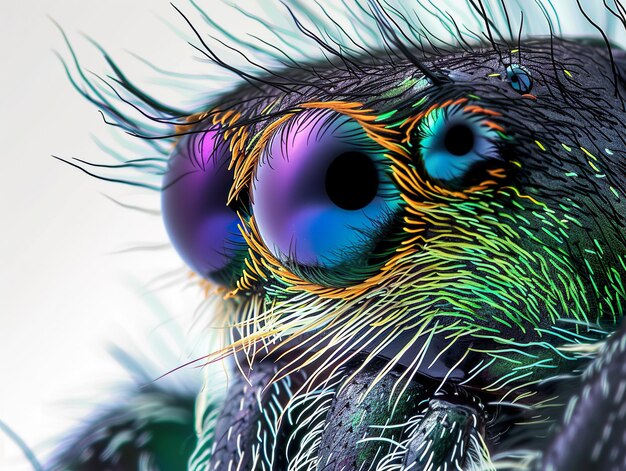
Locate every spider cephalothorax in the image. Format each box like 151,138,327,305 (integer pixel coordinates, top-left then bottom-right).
52,1,626,470
161,36,626,469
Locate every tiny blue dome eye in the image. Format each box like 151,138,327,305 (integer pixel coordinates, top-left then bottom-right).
417,105,501,184
251,108,402,277
162,127,247,286
506,64,533,94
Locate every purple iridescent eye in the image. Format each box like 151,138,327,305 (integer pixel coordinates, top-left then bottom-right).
162,128,246,285
251,109,401,275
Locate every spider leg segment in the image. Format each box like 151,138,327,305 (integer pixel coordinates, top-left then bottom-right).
403,397,486,470
539,319,626,471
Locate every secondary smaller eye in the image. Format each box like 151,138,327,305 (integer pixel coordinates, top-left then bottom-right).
415,104,501,184
444,124,475,156
506,64,533,94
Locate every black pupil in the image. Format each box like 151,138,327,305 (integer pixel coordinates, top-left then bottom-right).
325,151,379,210
444,124,475,156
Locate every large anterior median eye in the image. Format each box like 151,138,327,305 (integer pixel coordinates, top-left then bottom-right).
162,127,246,286
416,104,501,185
251,109,401,275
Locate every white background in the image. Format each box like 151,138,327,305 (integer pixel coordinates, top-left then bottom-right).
1,1,623,470
0,2,220,469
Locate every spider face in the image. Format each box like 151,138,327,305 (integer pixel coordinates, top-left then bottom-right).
54,2,626,469
157,29,626,466
163,39,626,397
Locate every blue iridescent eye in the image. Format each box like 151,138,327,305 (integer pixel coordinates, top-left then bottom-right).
417,105,500,184
251,109,401,274
506,64,533,94
161,127,246,285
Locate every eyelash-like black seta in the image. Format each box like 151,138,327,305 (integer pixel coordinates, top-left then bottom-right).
46,1,626,470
